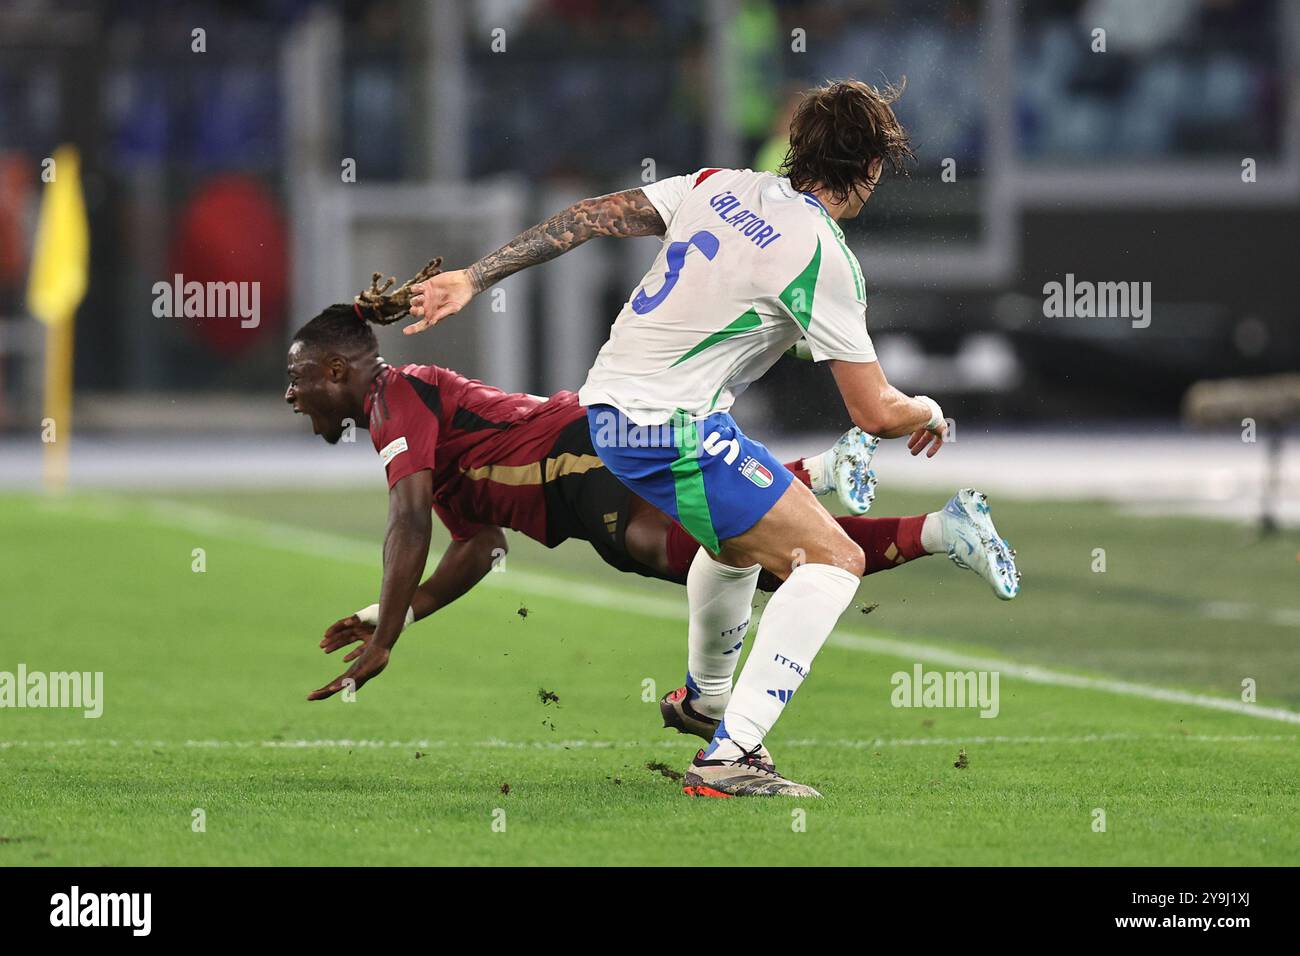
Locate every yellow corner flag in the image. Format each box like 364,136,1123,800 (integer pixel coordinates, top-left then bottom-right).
27,144,90,493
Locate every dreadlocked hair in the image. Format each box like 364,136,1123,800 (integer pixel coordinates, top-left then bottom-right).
353,257,443,325
291,257,444,354
781,78,916,204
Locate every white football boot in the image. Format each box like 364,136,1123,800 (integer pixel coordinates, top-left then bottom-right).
807,427,879,515
787,341,879,514
934,489,1021,600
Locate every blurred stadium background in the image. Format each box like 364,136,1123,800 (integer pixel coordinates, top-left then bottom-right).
3,0,1299,868
0,0,1296,518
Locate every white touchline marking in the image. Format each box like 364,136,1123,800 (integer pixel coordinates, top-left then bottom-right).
60,496,1300,727
1200,600,1300,628
1201,601,1254,621
1,734,1294,750
830,634,1300,725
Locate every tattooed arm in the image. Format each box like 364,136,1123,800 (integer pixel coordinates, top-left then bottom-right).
404,188,664,335
468,189,664,292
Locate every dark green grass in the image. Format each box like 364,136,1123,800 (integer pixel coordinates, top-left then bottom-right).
1,489,1296,865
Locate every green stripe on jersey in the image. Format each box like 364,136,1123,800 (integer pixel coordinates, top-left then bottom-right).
818,210,865,303
779,240,821,330
669,412,719,553
670,308,762,367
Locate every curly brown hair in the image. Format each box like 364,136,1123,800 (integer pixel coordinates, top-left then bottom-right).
781,78,915,204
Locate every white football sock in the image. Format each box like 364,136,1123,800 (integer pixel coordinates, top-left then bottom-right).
920,511,946,554
686,549,760,717
717,562,860,750
802,452,833,496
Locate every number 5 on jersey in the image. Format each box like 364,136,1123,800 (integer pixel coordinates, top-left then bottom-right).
632,230,720,314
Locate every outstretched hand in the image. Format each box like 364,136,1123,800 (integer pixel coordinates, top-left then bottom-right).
319,613,376,660
308,642,390,701
404,269,477,335
907,419,946,458
353,257,443,325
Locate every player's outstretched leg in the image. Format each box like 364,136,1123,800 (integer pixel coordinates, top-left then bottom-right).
926,489,1020,600
831,490,1020,599
657,487,1021,602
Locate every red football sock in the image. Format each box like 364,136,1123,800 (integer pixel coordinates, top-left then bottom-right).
836,514,929,575
666,489,930,580
664,521,701,580
783,459,812,489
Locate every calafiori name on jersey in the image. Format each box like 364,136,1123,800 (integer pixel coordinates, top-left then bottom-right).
708,191,784,249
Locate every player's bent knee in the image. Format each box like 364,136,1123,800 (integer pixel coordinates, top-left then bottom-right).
787,540,863,577
828,543,865,578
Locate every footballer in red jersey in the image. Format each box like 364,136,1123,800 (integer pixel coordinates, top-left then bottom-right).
286,303,1018,703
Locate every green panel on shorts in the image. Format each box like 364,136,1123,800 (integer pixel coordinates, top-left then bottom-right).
668,412,719,554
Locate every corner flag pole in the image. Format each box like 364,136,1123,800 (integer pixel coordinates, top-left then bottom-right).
27,144,89,493
42,319,75,489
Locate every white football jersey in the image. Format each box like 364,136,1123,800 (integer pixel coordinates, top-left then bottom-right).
578,168,875,426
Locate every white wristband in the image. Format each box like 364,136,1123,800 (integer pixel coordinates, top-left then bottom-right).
914,395,944,431
354,603,415,630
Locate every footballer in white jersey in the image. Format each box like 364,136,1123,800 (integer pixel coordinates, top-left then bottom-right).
577,167,875,426
406,79,983,798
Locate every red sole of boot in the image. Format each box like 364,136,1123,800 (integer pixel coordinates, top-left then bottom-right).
682,785,733,798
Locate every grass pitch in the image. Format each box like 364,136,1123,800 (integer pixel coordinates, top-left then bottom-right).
1,486,1297,866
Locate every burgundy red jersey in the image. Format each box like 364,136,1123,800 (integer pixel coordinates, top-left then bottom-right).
364,364,588,544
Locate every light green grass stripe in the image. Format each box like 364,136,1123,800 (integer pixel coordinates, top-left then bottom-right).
40,494,1300,725
833,634,1300,725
